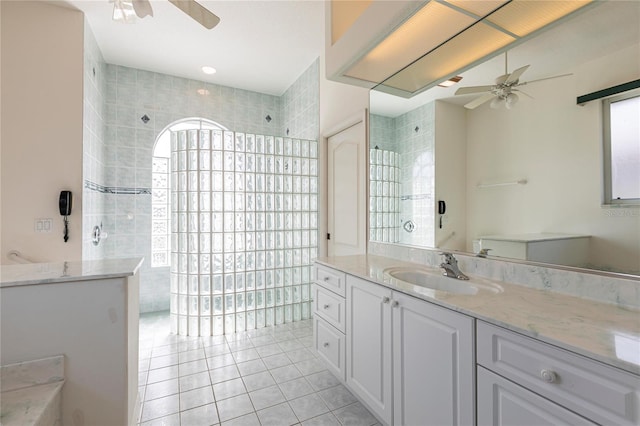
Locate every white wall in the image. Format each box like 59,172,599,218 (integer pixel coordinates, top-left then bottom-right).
434,101,467,251
1,1,84,263
318,30,370,258
466,44,640,274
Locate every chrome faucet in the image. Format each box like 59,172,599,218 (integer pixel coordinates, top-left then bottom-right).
440,252,469,280
476,248,492,258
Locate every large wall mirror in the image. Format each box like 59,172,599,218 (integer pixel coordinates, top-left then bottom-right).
368,1,639,276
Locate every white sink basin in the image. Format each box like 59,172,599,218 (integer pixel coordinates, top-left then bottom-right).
383,267,503,295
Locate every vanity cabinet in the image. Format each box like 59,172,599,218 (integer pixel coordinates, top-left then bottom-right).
477,321,640,426
313,264,347,381
346,274,475,426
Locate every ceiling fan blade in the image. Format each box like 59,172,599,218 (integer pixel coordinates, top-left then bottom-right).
504,65,530,85
464,93,496,110
521,73,573,85
455,85,494,95
169,0,220,29
132,0,153,18
513,89,534,99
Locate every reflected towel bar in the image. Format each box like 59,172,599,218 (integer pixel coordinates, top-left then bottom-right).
477,179,527,188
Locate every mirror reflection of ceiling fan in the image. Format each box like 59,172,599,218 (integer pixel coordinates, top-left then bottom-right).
454,53,571,110
111,0,220,29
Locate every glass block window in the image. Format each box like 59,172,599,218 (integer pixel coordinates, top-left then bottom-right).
369,148,401,243
152,119,227,267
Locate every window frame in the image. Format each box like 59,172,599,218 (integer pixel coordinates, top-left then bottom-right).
602,88,640,206
151,118,228,267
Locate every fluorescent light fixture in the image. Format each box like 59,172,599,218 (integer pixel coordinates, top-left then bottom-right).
437,76,463,88
350,0,594,97
202,66,217,75
112,0,137,23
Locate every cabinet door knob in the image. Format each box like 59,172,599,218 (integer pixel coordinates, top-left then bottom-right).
323,304,330,309
392,300,399,307
323,276,330,282
323,342,329,348
382,296,390,304
540,369,558,383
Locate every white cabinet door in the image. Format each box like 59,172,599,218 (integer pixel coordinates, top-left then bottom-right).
392,291,475,426
346,275,392,425
478,366,596,426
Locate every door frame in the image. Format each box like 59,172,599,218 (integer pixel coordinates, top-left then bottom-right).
321,109,369,257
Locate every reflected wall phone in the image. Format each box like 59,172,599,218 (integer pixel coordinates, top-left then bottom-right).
438,200,446,229
59,191,72,242
438,200,446,215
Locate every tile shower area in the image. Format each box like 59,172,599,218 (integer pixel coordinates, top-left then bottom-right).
369,102,436,248
81,21,320,319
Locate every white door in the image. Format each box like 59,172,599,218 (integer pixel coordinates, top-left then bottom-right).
327,118,367,256
477,367,597,426
346,275,392,425
392,291,475,426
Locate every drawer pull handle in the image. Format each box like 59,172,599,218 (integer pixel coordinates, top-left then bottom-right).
392,300,399,307
540,369,558,383
323,304,330,309
382,296,390,304
323,342,330,348
323,276,330,282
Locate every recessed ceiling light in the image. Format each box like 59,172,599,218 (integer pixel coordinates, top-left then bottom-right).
202,66,217,75
438,76,463,87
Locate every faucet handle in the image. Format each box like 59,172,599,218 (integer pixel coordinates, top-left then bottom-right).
440,252,455,263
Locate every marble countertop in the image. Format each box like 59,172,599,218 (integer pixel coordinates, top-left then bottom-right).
0,258,144,288
316,255,640,376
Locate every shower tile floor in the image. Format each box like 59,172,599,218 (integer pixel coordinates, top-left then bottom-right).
138,311,380,426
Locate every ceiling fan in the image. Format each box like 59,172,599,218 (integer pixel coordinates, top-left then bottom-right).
111,0,220,30
454,53,571,110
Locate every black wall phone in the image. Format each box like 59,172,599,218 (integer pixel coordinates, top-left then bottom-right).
59,191,72,242
438,200,446,229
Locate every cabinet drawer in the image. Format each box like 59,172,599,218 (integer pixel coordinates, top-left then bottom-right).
313,285,346,333
314,264,346,297
314,317,345,381
478,366,595,426
477,321,640,425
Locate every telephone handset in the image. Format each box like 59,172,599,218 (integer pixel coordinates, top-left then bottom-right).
438,200,446,229
59,191,72,242
438,200,446,215
59,191,72,216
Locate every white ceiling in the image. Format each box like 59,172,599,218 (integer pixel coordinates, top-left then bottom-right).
66,0,325,96
371,1,640,117
65,0,638,106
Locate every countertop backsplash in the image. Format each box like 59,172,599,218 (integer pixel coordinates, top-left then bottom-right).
369,242,640,310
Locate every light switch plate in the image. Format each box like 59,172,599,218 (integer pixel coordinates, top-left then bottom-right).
35,218,53,233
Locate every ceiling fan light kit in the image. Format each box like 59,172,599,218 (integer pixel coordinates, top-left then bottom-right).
111,0,137,23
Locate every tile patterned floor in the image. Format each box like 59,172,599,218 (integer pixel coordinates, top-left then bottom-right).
138,312,380,426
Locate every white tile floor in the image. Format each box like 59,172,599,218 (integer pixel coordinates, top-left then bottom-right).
138,312,380,426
